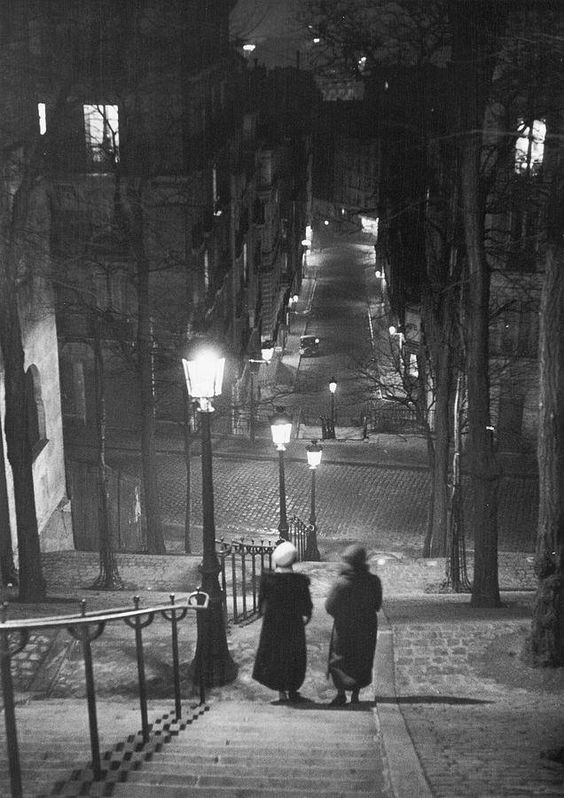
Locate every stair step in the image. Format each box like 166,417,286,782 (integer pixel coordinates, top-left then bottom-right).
121,770,381,792
104,787,378,798
123,761,377,777
146,752,377,767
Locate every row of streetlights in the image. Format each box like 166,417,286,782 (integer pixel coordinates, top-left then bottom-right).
181,341,325,688
269,408,323,560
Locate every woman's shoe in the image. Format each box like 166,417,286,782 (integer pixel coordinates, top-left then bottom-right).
329,693,347,706
350,690,360,704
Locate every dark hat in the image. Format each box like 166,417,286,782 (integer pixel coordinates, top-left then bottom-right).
342,544,367,569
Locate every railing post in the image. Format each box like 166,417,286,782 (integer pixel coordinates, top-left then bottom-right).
251,542,258,614
67,601,105,782
241,546,247,619
167,594,184,720
125,597,152,743
81,626,102,780
231,550,238,623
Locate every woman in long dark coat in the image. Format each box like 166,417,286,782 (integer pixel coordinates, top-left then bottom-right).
252,541,313,703
325,544,383,705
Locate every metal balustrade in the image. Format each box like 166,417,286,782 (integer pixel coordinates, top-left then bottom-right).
289,515,309,561
0,591,209,798
216,537,278,624
216,521,317,625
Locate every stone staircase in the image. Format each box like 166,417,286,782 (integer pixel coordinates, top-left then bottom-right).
0,699,390,797
110,701,389,797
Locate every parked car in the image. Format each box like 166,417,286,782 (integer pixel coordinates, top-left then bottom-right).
299,334,320,357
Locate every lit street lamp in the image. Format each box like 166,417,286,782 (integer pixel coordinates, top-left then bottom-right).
270,407,292,540
248,341,274,443
182,341,237,687
305,440,322,561
328,377,337,438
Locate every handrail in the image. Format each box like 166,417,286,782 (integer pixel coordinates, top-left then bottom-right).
0,591,208,630
0,590,209,798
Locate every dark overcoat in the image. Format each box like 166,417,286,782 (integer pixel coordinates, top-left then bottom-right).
252,571,313,692
325,564,383,690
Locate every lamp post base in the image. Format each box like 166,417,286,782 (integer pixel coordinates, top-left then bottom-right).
304,523,321,562
188,595,238,689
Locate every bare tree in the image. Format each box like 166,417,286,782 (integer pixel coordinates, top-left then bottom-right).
0,162,47,602
529,80,564,663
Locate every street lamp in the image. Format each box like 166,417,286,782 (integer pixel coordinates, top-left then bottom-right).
248,341,275,443
270,407,292,540
329,377,337,438
305,440,322,561
182,341,237,687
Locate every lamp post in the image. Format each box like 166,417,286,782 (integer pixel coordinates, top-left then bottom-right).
328,377,337,438
287,295,299,333
270,407,292,540
305,440,322,561
248,341,274,444
182,342,237,687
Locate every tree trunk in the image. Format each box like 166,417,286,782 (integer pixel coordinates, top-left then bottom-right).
130,190,166,555
0,412,17,586
0,177,46,602
450,0,507,607
530,105,564,665
429,344,452,557
461,137,502,608
91,319,123,589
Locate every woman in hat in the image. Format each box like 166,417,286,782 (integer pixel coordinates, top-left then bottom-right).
325,544,383,705
252,541,313,703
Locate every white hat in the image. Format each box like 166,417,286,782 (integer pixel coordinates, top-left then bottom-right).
272,541,297,568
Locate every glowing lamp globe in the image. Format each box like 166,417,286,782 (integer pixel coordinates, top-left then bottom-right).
182,345,224,401
306,440,323,469
270,407,292,450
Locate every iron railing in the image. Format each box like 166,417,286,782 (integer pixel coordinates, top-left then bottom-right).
216,522,316,625
0,591,208,798
216,537,278,624
289,515,309,561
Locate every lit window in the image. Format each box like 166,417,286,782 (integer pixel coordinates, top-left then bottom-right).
83,104,119,166
37,102,46,135
204,249,210,291
515,119,545,175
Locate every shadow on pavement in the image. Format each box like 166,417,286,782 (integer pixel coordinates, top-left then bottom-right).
375,695,494,705
278,699,374,711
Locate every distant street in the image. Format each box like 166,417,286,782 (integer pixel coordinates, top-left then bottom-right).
291,225,378,426
94,225,536,558
63,225,537,559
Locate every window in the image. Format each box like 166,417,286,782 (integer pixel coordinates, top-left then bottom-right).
243,242,249,284
60,360,86,423
25,366,47,458
37,103,47,135
515,119,545,176
83,104,119,168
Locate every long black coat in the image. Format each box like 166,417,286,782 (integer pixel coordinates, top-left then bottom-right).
252,571,313,692
325,565,383,690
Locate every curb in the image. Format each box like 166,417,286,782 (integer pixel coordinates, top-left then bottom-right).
373,613,433,798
